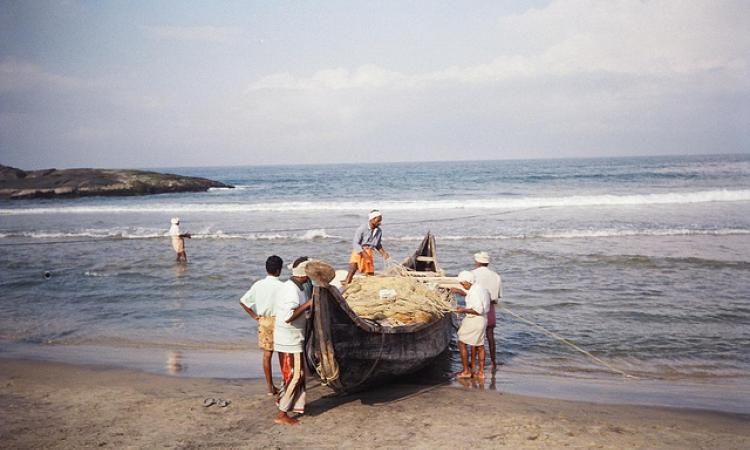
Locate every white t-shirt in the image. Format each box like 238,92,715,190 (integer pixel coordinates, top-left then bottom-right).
273,279,307,353
472,266,502,302
465,284,490,317
240,275,284,317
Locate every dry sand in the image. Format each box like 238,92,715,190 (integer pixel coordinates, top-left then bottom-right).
1,359,748,449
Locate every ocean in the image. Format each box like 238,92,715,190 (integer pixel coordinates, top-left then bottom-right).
1,154,749,413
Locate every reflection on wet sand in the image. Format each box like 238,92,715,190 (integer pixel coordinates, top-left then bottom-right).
454,373,498,391
166,351,185,374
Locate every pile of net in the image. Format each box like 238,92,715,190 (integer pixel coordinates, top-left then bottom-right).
342,276,454,327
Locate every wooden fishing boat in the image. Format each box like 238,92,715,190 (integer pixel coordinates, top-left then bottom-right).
400,231,444,275
305,232,454,393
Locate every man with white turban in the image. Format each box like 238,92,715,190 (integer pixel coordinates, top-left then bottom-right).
454,270,491,379
471,251,503,371
168,218,191,262
344,209,390,285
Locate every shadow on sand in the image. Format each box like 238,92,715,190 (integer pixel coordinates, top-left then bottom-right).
303,348,457,416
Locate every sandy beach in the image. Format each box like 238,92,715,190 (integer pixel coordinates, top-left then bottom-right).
1,359,748,449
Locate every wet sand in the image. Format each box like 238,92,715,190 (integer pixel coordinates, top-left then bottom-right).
1,359,748,449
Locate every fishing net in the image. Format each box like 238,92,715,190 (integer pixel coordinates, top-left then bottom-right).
342,276,454,326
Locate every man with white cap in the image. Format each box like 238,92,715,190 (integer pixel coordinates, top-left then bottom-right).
273,259,313,425
472,251,503,371
454,270,491,379
344,209,390,285
168,217,191,262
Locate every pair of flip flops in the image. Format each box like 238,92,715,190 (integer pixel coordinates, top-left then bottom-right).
203,398,230,408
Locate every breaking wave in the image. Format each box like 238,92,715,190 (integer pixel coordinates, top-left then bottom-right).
390,228,750,241
0,228,341,241
1,189,749,215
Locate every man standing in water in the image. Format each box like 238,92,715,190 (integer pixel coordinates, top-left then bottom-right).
168,217,191,262
240,255,285,396
274,260,313,425
344,210,390,285
471,251,503,371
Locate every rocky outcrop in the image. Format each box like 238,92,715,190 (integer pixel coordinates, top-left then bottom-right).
0,164,234,199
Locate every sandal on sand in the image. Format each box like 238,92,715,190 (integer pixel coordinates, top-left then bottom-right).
217,399,231,408
203,398,216,407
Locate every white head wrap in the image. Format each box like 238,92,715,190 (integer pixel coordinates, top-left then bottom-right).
171,217,180,225
292,260,309,277
457,270,475,284
368,210,382,221
474,251,490,264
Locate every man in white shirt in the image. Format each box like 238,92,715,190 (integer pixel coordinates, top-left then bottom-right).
168,217,191,262
273,260,313,426
471,251,503,371
454,271,491,379
240,255,285,396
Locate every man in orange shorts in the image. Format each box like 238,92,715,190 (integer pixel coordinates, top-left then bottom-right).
344,210,390,285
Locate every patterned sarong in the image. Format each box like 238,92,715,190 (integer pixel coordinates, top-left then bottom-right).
257,316,275,351
277,352,305,414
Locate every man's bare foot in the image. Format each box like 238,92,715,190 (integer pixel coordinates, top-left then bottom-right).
274,413,299,426
455,370,472,379
491,362,497,372
267,386,279,397
473,370,485,379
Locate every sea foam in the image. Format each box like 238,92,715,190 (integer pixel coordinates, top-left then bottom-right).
1,189,749,215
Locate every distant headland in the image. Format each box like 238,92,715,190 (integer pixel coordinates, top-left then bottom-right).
0,164,233,199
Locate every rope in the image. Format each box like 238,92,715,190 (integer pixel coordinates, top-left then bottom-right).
498,306,640,379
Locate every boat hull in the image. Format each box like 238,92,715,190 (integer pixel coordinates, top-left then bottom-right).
307,285,454,393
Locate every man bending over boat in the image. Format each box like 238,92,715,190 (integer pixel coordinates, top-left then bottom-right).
344,209,390,285
471,251,503,371
454,271,491,379
274,260,313,425
240,255,285,396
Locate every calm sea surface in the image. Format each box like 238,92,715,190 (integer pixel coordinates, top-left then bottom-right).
1,154,749,412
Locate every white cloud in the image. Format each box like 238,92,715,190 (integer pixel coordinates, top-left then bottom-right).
247,0,749,92
142,25,245,45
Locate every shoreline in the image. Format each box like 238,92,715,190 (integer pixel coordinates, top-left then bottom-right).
1,358,748,449
2,342,749,416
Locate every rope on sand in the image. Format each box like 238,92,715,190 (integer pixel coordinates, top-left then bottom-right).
498,306,640,380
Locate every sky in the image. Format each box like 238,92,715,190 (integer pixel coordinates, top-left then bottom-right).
0,0,748,169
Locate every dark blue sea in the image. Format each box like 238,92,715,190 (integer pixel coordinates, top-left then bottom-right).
1,154,749,412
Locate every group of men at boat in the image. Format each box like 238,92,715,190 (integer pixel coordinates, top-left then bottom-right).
239,255,313,426
171,209,503,425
